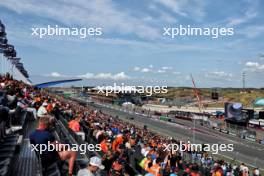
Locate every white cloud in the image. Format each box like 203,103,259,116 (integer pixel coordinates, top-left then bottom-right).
245,61,259,67
133,65,175,74
45,72,65,77
159,11,178,23
245,61,264,72
205,71,233,81
77,73,95,79
112,72,130,80
141,68,151,73
154,0,187,17
78,72,130,80
162,66,172,70
212,71,233,77
148,3,178,23
227,0,258,26
227,11,257,26
133,66,141,71
0,0,160,40
133,66,153,73
154,0,206,20
157,69,166,73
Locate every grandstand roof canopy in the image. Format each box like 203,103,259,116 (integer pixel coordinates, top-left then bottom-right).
34,79,82,88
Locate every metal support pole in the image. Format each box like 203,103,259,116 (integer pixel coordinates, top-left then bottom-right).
1,54,3,75
193,119,196,144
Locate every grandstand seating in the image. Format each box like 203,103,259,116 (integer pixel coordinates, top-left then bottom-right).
1,75,259,176
0,110,26,176
55,114,105,175
55,112,140,175
0,75,39,176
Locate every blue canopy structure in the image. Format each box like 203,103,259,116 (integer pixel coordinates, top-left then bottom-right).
34,79,82,88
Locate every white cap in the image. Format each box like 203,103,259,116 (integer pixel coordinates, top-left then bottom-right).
42,102,48,106
0,83,5,88
89,156,104,170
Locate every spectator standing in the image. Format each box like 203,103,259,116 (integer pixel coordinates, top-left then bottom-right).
30,116,77,176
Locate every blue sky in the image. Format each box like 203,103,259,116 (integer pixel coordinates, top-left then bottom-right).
0,0,264,87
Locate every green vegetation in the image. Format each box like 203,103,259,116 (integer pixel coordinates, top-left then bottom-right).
154,88,264,107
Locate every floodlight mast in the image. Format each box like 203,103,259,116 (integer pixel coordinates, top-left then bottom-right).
242,72,246,91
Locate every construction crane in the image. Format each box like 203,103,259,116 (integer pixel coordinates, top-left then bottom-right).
190,74,204,113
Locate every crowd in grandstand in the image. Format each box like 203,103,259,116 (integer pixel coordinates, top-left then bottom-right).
1,73,35,133
0,74,261,176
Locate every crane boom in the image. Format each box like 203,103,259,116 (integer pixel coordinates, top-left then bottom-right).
190,74,204,112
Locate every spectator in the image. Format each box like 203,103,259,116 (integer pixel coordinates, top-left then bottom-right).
31,85,257,176
240,163,249,176
146,157,162,176
112,134,124,152
110,159,123,175
37,102,48,117
98,136,110,154
68,114,85,140
140,154,152,171
77,156,105,176
17,97,37,120
46,101,54,113
29,116,77,176
253,168,260,176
